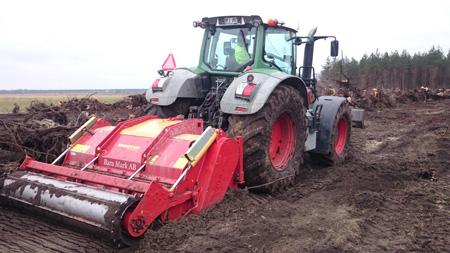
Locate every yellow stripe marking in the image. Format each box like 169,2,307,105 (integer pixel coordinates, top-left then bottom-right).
71,144,90,153
149,155,159,164
121,119,181,138
173,156,188,169
118,144,141,151
172,134,200,141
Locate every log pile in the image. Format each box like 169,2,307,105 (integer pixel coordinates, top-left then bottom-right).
318,87,450,110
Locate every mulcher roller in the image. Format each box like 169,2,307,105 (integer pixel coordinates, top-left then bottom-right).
2,171,137,229
0,116,243,247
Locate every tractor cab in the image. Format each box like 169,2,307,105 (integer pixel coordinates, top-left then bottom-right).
189,15,339,107
194,16,298,75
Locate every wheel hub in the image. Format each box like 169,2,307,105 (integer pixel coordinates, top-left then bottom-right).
334,116,348,154
270,113,296,170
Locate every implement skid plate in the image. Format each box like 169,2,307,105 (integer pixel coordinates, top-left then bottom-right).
0,116,243,246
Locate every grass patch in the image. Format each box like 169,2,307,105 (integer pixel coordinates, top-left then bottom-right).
0,93,132,113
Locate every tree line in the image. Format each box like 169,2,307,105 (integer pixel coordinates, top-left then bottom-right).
320,47,450,90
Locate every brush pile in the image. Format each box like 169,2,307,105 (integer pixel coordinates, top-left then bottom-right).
2,88,450,168
318,86,450,110
0,94,148,167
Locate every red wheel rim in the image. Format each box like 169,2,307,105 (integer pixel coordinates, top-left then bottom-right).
270,113,296,170
334,116,348,154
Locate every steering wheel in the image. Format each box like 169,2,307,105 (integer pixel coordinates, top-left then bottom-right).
265,52,285,62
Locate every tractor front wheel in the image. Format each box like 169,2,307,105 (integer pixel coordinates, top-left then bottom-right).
227,85,306,193
310,102,351,166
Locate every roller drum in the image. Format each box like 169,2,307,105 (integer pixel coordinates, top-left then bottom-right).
0,171,137,234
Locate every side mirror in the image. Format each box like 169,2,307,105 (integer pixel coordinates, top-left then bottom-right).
331,40,339,57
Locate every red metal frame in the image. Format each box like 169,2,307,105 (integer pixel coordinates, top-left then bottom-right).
16,116,244,241
122,131,240,237
95,115,158,157
140,118,203,163
21,157,151,193
232,136,245,188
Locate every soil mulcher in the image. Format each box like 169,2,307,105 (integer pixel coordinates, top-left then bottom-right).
1,15,364,248
1,116,244,247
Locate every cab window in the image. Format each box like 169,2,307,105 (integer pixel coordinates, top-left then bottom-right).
264,27,295,74
203,27,256,71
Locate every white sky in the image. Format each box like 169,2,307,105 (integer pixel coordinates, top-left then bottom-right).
0,0,449,90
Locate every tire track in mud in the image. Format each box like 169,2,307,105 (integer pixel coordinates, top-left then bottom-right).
0,205,116,252
351,99,450,252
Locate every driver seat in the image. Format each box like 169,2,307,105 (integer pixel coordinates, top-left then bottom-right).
224,42,238,71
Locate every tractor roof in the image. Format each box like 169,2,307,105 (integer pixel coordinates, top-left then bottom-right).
194,15,296,33
200,15,262,27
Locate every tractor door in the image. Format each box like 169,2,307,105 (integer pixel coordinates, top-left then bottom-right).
263,27,296,75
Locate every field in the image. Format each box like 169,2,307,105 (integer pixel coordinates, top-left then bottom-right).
0,94,449,252
0,93,133,113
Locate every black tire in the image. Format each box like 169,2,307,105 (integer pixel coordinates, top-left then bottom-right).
147,98,195,118
310,102,351,166
227,85,306,193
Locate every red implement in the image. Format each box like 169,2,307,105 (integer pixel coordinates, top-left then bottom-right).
0,116,243,247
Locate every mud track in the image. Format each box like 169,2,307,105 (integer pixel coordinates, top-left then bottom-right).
0,205,117,252
1,99,449,252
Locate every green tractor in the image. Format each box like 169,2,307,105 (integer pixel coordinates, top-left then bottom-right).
145,15,363,193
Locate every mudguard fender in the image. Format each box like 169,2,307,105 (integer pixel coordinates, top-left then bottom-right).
145,69,204,106
220,72,308,114
309,96,347,154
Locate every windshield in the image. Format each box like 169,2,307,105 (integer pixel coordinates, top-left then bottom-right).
264,27,295,74
203,27,256,72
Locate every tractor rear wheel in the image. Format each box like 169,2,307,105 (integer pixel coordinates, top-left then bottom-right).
227,85,306,193
310,102,351,166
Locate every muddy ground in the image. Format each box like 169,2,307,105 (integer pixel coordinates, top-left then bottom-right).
1,95,449,252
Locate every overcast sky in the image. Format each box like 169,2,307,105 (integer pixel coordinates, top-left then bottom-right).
1,0,449,90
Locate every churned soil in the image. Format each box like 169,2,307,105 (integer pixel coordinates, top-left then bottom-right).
1,95,449,252
138,99,450,252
